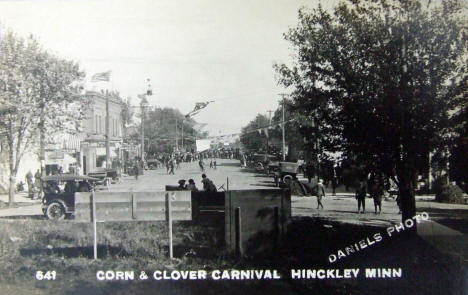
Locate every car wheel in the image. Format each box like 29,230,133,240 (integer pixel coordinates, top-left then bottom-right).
283,175,293,186
46,202,65,220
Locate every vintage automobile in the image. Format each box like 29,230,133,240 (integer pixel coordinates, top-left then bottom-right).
248,154,279,173
273,162,300,187
146,159,161,170
41,174,99,220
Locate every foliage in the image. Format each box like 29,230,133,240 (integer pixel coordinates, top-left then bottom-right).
240,114,270,152
435,184,466,204
448,75,468,186
0,30,85,204
140,107,208,154
274,0,467,221
120,96,134,129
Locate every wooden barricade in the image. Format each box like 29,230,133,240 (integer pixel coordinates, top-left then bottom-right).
74,191,191,259
224,189,291,255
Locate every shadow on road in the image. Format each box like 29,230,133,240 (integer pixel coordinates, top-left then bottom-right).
217,162,241,167
249,183,277,188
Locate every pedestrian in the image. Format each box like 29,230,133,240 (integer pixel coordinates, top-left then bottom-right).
199,158,205,172
355,180,367,214
186,179,198,191
34,169,42,199
314,179,325,210
331,169,338,196
201,174,217,192
176,157,181,169
134,162,139,180
169,159,175,175
371,183,383,214
210,159,213,169
26,170,34,199
213,159,217,170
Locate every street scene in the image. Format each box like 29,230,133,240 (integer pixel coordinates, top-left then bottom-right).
0,0,467,294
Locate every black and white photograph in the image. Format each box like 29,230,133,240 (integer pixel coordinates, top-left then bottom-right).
0,0,467,294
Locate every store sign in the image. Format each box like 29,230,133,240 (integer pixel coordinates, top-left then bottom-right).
47,151,64,160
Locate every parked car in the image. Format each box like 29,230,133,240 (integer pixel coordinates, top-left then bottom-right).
249,154,279,173
274,162,300,187
41,174,99,220
87,168,118,186
146,159,161,170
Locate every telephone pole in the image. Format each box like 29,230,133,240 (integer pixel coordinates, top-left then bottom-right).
279,94,288,161
105,91,111,169
175,116,179,151
266,110,273,155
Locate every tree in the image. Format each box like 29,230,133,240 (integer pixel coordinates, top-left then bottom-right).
240,114,270,152
142,107,207,155
0,30,85,205
275,0,467,225
35,50,86,176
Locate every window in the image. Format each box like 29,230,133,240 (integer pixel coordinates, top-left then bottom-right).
94,114,98,133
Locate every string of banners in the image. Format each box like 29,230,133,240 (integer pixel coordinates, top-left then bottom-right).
141,119,296,142
206,117,297,140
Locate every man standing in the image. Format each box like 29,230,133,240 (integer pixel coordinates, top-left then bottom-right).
315,179,325,210
134,161,139,180
34,169,42,199
169,158,175,175
26,171,34,199
356,180,367,214
199,158,205,172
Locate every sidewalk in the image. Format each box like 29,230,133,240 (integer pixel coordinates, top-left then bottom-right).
0,192,42,204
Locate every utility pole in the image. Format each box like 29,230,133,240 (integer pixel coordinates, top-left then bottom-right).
266,110,273,155
181,119,184,151
105,91,111,169
175,116,178,151
39,97,46,199
279,94,288,161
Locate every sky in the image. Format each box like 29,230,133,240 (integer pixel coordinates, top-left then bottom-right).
0,0,339,137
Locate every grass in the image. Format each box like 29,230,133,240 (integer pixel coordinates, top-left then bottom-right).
0,217,465,295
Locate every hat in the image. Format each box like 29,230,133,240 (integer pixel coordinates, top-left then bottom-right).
178,179,186,185
188,179,195,184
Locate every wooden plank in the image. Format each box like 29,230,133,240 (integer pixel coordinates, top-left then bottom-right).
167,193,173,259
74,191,192,222
92,191,97,260
132,193,137,220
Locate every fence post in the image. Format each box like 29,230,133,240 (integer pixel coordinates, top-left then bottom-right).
92,191,97,260
235,207,241,256
166,193,173,259
131,193,137,220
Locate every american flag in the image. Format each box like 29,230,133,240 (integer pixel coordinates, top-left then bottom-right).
91,71,111,82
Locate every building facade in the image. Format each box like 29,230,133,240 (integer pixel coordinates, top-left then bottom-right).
79,91,123,175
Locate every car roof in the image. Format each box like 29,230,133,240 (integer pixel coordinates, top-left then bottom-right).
41,174,100,181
